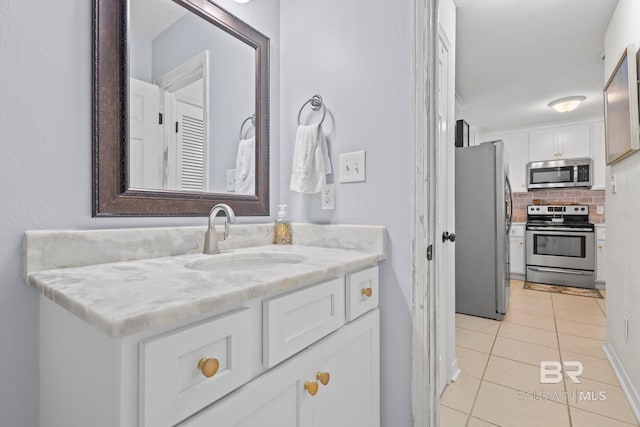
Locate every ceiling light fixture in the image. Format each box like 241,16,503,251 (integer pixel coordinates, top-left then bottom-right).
548,96,586,113
232,0,251,3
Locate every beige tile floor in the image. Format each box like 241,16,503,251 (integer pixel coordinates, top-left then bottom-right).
440,280,640,427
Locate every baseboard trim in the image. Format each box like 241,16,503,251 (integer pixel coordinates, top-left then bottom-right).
595,281,606,290
450,358,461,382
602,341,640,423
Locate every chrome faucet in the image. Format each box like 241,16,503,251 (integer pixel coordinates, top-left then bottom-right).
203,204,236,254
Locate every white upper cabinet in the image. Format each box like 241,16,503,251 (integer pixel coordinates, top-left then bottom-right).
558,124,591,159
482,132,529,192
479,119,605,192
529,124,590,162
590,122,606,189
529,129,558,162
502,133,529,192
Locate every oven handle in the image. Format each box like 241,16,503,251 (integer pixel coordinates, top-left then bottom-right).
528,266,594,276
527,226,594,232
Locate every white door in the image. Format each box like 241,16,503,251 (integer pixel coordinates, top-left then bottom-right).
436,31,457,395
175,100,207,192
129,78,162,189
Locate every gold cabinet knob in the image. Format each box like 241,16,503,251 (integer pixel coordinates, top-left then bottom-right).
197,358,220,378
361,287,373,297
316,371,331,386
519,241,523,246
304,381,319,396
598,245,603,249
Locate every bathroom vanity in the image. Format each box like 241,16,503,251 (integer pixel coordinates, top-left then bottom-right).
25,224,385,427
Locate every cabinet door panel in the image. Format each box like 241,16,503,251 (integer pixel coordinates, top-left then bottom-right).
310,310,380,427
591,123,606,189
509,237,525,275
596,240,606,282
530,129,558,161
559,124,590,159
180,351,312,427
502,133,529,192
140,308,252,427
264,277,346,368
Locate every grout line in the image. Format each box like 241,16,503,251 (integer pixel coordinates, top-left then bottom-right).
595,298,607,317
456,324,501,336
551,292,573,427
479,377,570,406
463,316,503,427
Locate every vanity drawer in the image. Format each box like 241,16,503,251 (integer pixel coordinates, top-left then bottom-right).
346,266,379,321
510,224,525,238
140,308,252,427
264,277,345,368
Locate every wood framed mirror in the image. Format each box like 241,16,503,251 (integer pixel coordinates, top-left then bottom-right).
92,0,270,216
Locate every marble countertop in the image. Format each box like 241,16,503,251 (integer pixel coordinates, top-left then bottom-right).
27,244,385,338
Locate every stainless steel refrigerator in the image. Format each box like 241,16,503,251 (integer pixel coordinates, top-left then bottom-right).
455,140,513,320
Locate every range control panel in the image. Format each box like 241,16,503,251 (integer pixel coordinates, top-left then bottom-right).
527,205,588,216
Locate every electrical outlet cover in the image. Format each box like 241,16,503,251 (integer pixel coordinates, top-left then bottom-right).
321,184,335,210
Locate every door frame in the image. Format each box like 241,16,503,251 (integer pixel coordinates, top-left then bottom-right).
411,0,439,425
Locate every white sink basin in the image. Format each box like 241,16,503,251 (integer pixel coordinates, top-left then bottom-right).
185,252,306,273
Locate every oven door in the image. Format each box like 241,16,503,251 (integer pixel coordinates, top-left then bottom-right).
526,229,595,271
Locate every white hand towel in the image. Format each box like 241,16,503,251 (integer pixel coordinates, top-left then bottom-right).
290,123,330,194
234,136,255,194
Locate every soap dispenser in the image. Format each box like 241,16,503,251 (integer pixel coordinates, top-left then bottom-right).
274,204,292,245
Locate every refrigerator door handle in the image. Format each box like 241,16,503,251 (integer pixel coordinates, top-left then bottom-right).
505,175,513,233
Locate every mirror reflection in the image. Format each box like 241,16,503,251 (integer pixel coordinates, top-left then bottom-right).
129,0,256,195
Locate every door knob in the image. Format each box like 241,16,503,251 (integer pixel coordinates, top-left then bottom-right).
197,358,220,378
316,372,331,386
442,232,456,243
304,381,319,396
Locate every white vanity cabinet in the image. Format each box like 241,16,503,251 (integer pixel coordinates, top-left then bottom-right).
183,310,379,427
38,265,380,427
509,224,525,277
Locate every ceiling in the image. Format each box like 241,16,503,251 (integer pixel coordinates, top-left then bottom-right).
130,0,188,40
455,0,618,133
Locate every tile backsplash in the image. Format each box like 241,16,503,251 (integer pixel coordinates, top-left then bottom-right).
513,189,605,224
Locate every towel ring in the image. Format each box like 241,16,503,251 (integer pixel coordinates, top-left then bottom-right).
239,113,256,139
297,95,326,126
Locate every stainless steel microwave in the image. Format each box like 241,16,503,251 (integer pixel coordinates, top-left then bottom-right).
527,158,592,190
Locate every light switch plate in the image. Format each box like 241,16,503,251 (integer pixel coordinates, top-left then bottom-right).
339,151,366,183
321,184,335,210
611,174,617,193
226,169,236,192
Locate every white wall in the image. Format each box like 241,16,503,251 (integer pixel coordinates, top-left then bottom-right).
0,0,280,425
280,0,414,424
603,0,640,415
